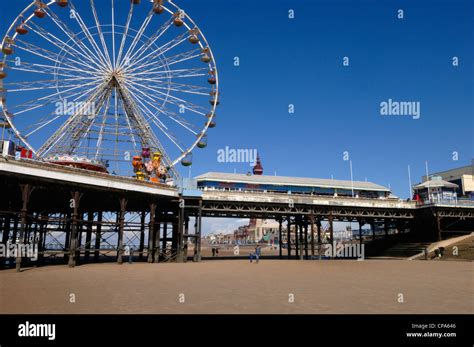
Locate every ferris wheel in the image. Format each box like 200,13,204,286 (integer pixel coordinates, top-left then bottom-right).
0,0,219,179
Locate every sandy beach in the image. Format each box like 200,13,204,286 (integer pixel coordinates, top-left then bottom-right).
1,259,472,314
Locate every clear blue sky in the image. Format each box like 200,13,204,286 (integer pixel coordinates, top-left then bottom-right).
1,0,472,201
189,0,473,200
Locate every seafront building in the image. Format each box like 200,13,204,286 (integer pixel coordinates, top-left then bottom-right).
422,164,473,200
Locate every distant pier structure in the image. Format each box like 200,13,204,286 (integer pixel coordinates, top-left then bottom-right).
1,157,473,270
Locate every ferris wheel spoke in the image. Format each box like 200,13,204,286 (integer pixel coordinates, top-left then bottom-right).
128,92,186,153
126,47,201,75
120,16,174,69
132,90,200,136
94,90,113,159
74,91,113,152
115,84,177,174
4,76,100,90
131,78,210,96
121,82,169,131
126,31,189,72
7,62,98,79
12,39,99,76
6,81,99,93
23,82,108,139
133,72,209,81
115,1,135,68
129,67,208,79
10,79,103,116
123,82,200,135
116,91,140,155
124,80,174,109
111,0,116,68
68,1,112,69
37,82,110,156
89,0,113,69
118,83,184,151
126,81,208,116
160,111,199,136
118,7,155,69
124,83,201,150
23,19,104,74
24,114,63,138
43,6,110,72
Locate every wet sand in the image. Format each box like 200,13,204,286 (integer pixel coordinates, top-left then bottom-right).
0,260,472,314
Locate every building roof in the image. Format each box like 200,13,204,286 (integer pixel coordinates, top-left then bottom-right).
414,178,459,190
195,172,390,192
423,164,473,182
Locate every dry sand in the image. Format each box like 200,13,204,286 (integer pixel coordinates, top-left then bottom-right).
0,260,472,314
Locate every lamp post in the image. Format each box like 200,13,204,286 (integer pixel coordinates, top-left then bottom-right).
350,160,354,198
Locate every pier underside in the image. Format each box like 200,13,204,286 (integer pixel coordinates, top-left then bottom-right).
0,159,473,270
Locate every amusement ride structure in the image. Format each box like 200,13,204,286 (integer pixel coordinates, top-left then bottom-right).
0,0,219,181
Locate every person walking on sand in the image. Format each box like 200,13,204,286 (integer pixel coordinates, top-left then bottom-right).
128,246,134,264
212,247,216,257
255,244,261,263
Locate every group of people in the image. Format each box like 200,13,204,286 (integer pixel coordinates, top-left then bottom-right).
211,244,263,263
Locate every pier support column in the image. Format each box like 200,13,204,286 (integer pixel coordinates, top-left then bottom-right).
84,212,93,263
161,214,168,257
328,211,334,251
299,220,304,261
159,218,167,262
358,219,365,247
317,218,321,244
64,213,71,264
370,220,376,241
139,210,146,261
10,216,18,266
1,216,10,268
147,203,156,263
278,218,282,259
94,211,102,262
117,198,127,264
287,216,291,259
30,215,38,262
193,200,202,262
68,191,82,268
295,218,300,260
183,215,189,262
316,217,322,258
304,222,308,259
154,211,161,263
75,213,85,265
37,214,48,266
436,210,442,241
16,184,33,272
384,219,389,238
310,212,315,258
176,203,185,263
